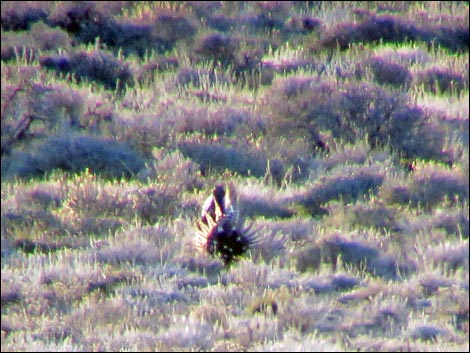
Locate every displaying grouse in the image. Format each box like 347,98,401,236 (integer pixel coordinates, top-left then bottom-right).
195,183,259,265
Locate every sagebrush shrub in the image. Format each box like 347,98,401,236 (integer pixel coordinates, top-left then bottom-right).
294,233,409,279
365,57,412,88
206,14,237,32
31,22,71,51
132,185,179,225
136,56,179,83
178,141,267,178
1,22,70,62
380,164,469,209
285,16,323,35
290,165,385,214
1,2,49,30
104,21,165,56
240,196,293,220
251,1,290,30
145,148,203,192
48,2,170,56
326,202,398,233
194,33,238,67
266,78,446,161
1,82,85,157
41,51,134,90
316,14,419,50
433,210,469,238
153,14,197,43
69,50,133,90
316,12,469,53
187,1,223,21
47,1,100,32
1,151,40,179
1,32,35,62
375,47,430,65
96,227,174,266
232,48,265,88
33,135,145,178
419,23,469,53
416,66,467,95
244,13,285,33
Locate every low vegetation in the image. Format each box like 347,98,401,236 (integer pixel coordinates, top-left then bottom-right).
1,1,468,351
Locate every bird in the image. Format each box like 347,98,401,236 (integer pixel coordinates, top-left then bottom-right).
195,183,260,265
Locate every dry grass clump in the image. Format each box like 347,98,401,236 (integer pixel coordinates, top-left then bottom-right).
253,330,343,351
174,67,230,88
135,55,179,83
96,225,176,266
428,243,469,272
157,315,214,350
55,171,178,233
1,170,178,243
248,290,279,315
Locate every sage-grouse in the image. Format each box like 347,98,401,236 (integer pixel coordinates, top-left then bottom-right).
195,183,259,265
